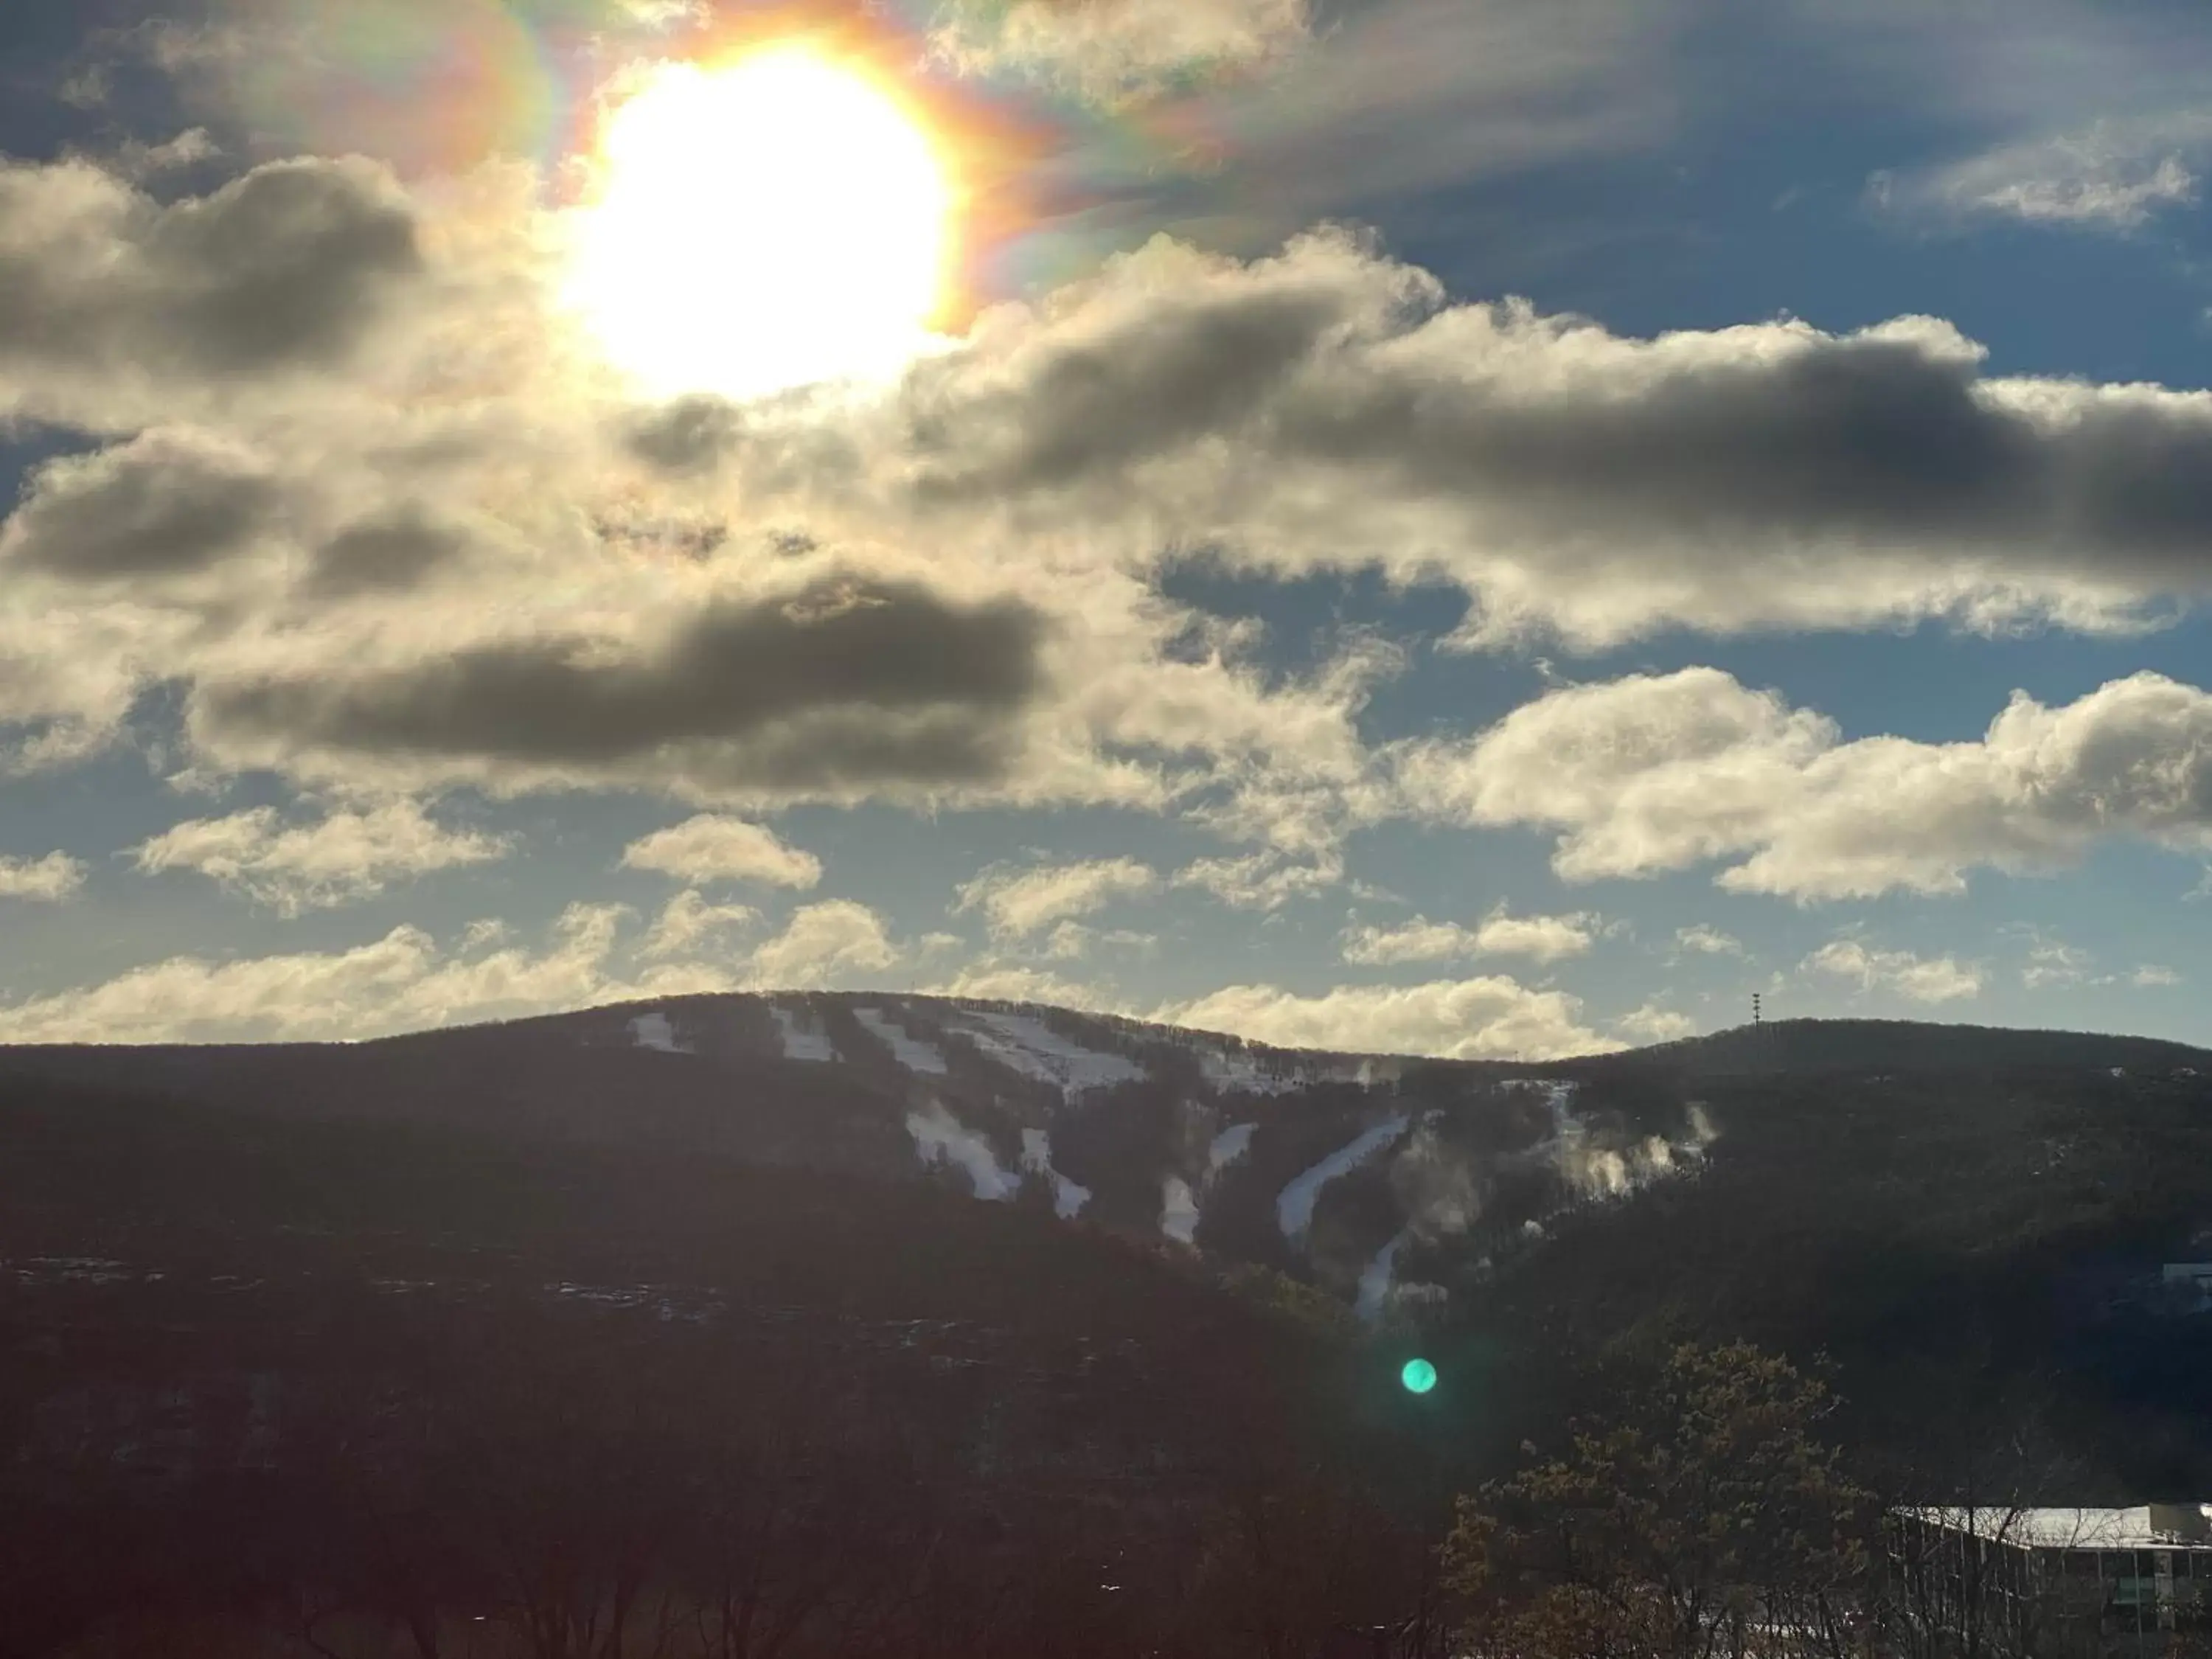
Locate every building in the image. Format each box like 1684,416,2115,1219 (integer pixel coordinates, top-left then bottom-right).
1889,1506,2212,1658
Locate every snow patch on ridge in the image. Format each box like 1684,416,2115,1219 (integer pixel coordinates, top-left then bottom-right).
906,1102,1016,1200
1020,1128,1092,1220
857,1008,947,1074
628,1012,690,1054
1161,1176,1201,1245
1356,1228,1413,1324
1208,1121,1258,1175
957,1012,1144,1099
1277,1116,1411,1242
771,1004,838,1062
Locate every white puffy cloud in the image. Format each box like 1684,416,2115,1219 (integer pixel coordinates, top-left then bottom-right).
1674,923,1745,956
931,0,1309,104
0,891,904,1041
0,903,646,1044
133,799,509,914
1399,668,2212,900
1173,849,1343,910
640,889,759,960
955,856,1159,938
744,900,898,990
1157,975,1615,1060
1340,906,1596,965
1616,1003,1699,1043
0,851,87,903
1805,939,1983,1004
2134,964,2183,987
621,814,822,888
919,960,1116,1008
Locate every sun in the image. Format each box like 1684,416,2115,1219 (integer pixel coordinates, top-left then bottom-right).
566,47,954,402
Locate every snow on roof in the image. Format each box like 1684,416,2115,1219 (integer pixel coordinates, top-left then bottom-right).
1902,1508,2212,1550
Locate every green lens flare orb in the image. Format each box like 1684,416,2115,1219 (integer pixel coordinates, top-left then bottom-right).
1400,1357,1439,1395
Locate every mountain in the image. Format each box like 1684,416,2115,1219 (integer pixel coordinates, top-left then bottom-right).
0,990,1731,1315
9,1003,2212,1653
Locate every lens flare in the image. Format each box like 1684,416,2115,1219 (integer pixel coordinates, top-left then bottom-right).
1400,1357,1438,1395
564,46,953,400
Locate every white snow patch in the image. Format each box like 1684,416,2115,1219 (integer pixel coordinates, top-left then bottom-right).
1356,1228,1413,1324
1208,1120,1258,1175
957,1012,1145,1099
1161,1176,1201,1245
857,1008,947,1074
771,1004,838,1062
906,1102,1017,1200
628,1011,690,1054
1020,1128,1093,1220
1013,1133,1093,1221
1276,1116,1410,1243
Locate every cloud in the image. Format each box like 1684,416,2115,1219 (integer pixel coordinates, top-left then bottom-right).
1,429,282,583
0,154,422,426
892,229,2212,644
2134,964,2183,987
301,507,468,599
1399,667,2212,900
640,888,759,960
0,887,902,1042
1340,906,1596,965
108,128,222,181
131,799,510,915
1872,117,2209,233
0,851,87,903
931,0,1310,104
955,855,1158,938
1616,1003,1698,1043
1806,939,1983,1004
745,900,898,990
0,903,645,1044
190,576,1051,803
920,959,1116,1007
622,814,822,888
2020,938,2093,990
1157,975,1615,1060
1174,849,1343,910
1674,923,1744,956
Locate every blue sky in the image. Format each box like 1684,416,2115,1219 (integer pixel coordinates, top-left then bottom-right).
2,0,2211,1054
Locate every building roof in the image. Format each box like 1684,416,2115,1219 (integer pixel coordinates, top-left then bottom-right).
1902,1508,2212,1551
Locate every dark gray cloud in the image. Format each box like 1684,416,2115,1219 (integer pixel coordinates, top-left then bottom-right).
302,508,463,598
908,282,1355,499
1270,326,2212,573
195,577,1050,793
626,396,745,473
2,429,279,580
0,155,420,396
898,233,2212,613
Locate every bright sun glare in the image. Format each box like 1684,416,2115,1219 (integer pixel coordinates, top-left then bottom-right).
566,48,953,402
